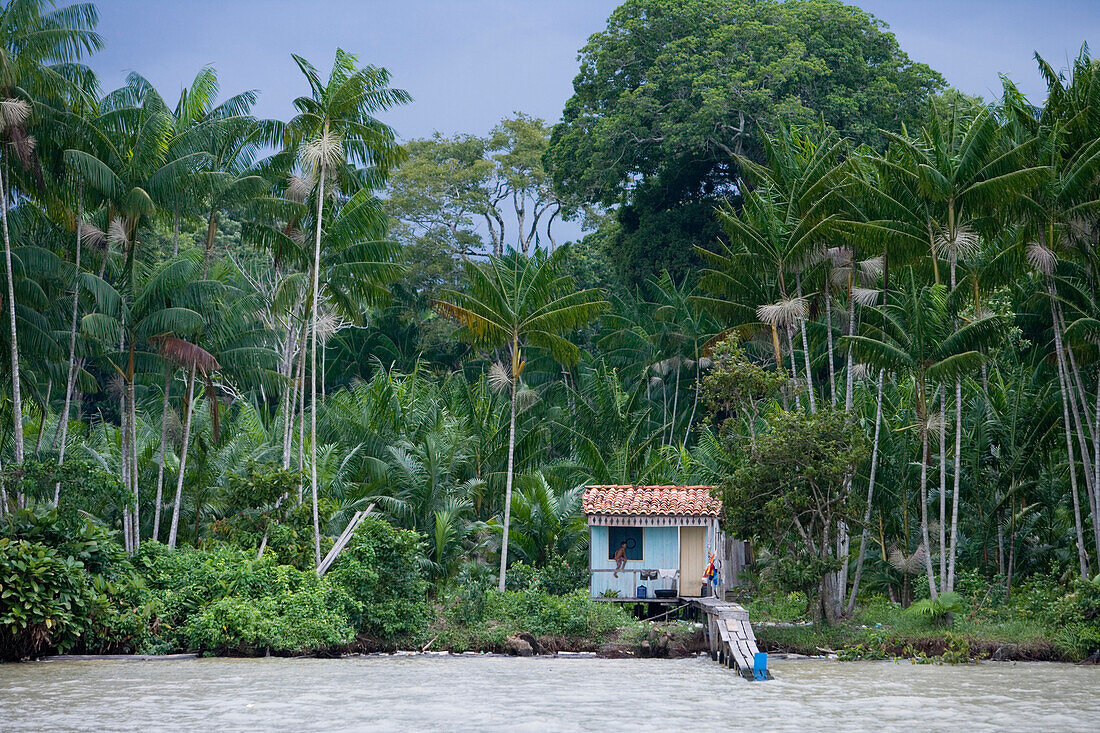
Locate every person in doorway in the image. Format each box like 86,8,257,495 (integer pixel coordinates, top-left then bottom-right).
613,541,628,577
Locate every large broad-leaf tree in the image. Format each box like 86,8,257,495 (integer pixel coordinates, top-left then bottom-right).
545,0,945,285
434,247,607,590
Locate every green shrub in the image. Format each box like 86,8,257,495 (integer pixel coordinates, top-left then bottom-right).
1049,576,1100,658
908,591,966,626
436,584,632,650
0,538,95,660
181,567,355,655
326,516,430,641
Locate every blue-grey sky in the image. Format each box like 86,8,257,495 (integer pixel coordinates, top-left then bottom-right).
90,0,1100,142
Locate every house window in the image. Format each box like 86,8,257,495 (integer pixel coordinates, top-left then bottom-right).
608,527,643,561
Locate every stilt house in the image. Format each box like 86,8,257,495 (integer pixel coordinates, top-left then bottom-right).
584,484,736,601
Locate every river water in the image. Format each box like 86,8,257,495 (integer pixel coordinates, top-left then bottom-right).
1,655,1097,731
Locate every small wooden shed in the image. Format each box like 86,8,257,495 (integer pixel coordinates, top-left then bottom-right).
583,484,726,600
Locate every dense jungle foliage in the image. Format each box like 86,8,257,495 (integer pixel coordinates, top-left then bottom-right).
1,0,1099,660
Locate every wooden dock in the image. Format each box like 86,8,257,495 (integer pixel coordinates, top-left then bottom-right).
689,597,771,680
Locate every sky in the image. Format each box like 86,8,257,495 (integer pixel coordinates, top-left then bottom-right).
86,1,1099,245
88,0,1100,143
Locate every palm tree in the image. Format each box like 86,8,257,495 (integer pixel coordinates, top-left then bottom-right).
283,49,409,568
435,247,607,590
0,0,101,466
843,272,1005,598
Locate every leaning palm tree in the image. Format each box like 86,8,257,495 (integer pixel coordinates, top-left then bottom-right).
0,0,101,466
435,247,607,590
283,49,409,568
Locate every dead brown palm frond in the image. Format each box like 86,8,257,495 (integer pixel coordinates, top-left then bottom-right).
757,297,808,327
935,223,981,260
888,544,927,575
0,98,30,130
9,128,35,164
80,222,108,247
487,361,511,394
515,387,539,413
158,336,220,374
825,246,852,267
1026,241,1057,275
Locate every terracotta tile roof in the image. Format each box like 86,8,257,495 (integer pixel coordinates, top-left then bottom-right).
582,485,721,517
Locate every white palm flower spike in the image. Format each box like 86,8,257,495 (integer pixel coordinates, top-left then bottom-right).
757,297,809,327
1026,241,1057,275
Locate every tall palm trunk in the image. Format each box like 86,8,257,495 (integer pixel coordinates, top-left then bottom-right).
168,364,197,549
172,208,180,257
1050,284,1100,561
498,335,520,592
668,358,681,446
54,188,84,504
1,165,23,466
797,274,815,413
152,368,172,541
845,273,856,412
825,287,836,406
1058,348,1092,577
918,379,938,600
939,389,947,593
129,372,140,551
847,369,884,615
309,164,325,569
947,376,963,590
120,382,131,551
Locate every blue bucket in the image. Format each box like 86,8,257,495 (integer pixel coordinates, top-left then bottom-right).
636,585,648,599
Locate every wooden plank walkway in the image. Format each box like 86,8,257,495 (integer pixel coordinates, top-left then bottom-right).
688,597,771,680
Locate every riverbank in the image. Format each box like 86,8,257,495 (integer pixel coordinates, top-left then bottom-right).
742,578,1100,663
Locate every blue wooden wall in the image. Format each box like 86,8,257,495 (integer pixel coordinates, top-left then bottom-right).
589,525,680,598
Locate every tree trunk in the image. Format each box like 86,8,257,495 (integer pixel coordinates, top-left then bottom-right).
120,382,131,552
939,389,947,593
0,164,24,466
310,164,325,570
847,369,884,615
202,210,219,278
498,336,520,592
797,274,816,413
1057,342,1092,577
825,288,836,406
947,375,963,590
129,371,140,551
919,381,938,600
168,364,197,549
33,379,50,455
172,208,180,257
669,358,681,447
153,368,172,542
54,188,84,504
